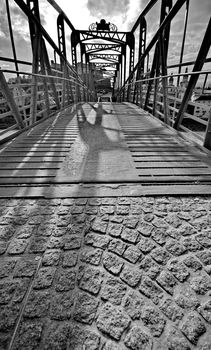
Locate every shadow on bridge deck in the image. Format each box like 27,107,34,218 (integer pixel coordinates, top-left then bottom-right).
0,102,211,197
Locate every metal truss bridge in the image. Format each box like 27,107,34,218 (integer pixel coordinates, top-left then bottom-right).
0,0,211,196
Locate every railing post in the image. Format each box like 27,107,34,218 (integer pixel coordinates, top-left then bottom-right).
203,108,211,150
42,40,60,110
159,36,169,124
0,70,25,129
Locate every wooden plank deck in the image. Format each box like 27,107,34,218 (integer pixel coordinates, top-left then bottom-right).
116,103,211,186
0,102,211,195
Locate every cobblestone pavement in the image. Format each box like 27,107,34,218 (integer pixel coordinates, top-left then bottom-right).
0,196,211,349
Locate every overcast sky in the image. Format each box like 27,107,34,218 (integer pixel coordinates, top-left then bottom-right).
0,0,211,80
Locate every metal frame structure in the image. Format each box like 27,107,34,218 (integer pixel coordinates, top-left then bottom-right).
0,0,211,150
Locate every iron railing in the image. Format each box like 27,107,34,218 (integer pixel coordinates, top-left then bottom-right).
115,0,211,150
0,0,96,143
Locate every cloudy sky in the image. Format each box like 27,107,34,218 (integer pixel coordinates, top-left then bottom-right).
0,0,211,82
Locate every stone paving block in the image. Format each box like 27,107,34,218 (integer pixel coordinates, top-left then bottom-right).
13,321,43,350
189,272,211,295
97,303,130,340
182,237,203,252
103,252,124,275
124,216,139,229
29,236,48,253
0,281,17,305
137,236,156,254
178,223,197,236
110,215,124,223
123,291,145,320
174,284,200,309
156,269,177,295
55,268,76,292
198,300,211,323
0,240,7,255
33,267,56,289
139,256,161,279
183,255,202,271
0,259,17,278
13,278,30,303
180,312,206,345
159,297,184,322
92,218,108,234
37,222,54,237
166,326,191,350
165,213,182,228
0,333,10,350
71,206,85,215
86,206,98,215
167,259,189,282
84,232,110,249
69,324,101,350
101,277,127,305
0,304,20,332
42,249,61,266
64,235,81,250
13,257,38,277
62,250,78,267
140,304,166,337
24,290,50,318
47,236,65,249
16,225,36,239
78,265,103,295
121,227,139,243
107,222,123,238
123,245,142,264
43,322,69,350
50,292,74,320
108,238,127,256
101,198,116,205
165,239,187,256
143,213,154,222
195,232,211,248
51,226,67,237
151,247,172,265
0,225,15,241
124,326,153,350
73,292,99,324
137,220,153,237
80,247,103,265
100,205,115,215
139,276,164,304
120,264,142,287
116,205,130,215
197,250,211,266
151,228,167,246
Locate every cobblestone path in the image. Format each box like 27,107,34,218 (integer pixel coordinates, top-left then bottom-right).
0,196,211,349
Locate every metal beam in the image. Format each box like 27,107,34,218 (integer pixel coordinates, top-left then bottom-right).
125,0,187,88
131,0,159,33
0,70,24,129
174,17,211,130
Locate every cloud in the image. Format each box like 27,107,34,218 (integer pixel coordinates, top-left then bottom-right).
87,0,130,17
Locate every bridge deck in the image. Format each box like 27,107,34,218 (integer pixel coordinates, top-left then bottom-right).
1,102,211,196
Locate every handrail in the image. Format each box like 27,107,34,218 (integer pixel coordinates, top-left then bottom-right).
1,70,90,90
121,70,211,87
